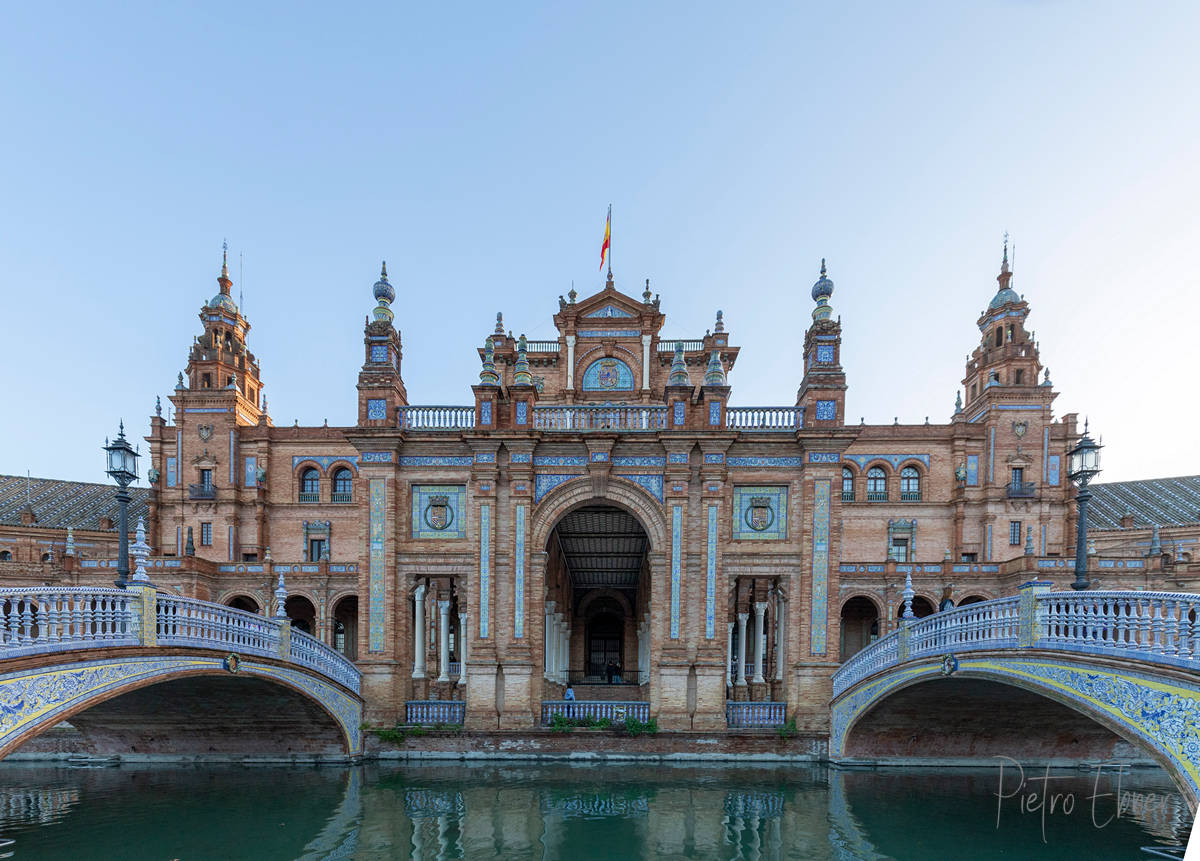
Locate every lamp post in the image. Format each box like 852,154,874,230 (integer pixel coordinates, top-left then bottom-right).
104,420,139,589
1066,420,1102,591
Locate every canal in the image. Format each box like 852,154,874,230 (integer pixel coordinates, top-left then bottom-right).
0,761,1189,859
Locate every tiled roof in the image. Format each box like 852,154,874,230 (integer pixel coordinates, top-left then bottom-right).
1088,475,1200,530
0,474,150,531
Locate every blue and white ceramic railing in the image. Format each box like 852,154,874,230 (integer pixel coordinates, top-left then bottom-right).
398,406,475,430
725,406,800,431
725,701,787,728
533,405,668,432
405,700,465,725
541,700,650,724
0,588,137,654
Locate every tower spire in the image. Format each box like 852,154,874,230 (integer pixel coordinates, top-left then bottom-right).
217,240,233,295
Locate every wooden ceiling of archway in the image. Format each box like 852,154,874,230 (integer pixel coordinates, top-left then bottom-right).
553,506,648,591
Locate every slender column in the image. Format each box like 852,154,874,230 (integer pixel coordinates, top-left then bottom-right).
565,335,576,390
437,600,451,681
736,612,749,685
775,597,786,682
726,621,734,685
459,612,468,667
640,334,651,389
559,621,570,683
544,602,556,679
753,602,767,683
411,584,427,679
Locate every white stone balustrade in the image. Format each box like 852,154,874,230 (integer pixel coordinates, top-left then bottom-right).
533,405,667,432
397,406,475,429
0,588,137,654
724,406,800,430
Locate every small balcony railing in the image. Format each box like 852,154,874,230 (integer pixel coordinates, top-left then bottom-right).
541,700,649,724
405,700,465,726
188,484,216,500
298,492,320,503
900,491,922,502
841,491,855,502
866,491,887,502
726,701,786,728
1007,481,1036,498
331,492,353,503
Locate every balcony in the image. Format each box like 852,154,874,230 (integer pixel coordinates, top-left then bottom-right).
188,484,216,500
900,491,922,502
331,492,353,504
866,491,888,502
1006,481,1036,498
841,491,855,502
298,492,320,503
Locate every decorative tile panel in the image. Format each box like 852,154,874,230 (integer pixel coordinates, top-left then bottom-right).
668,452,689,464
616,473,663,501
728,456,802,468
1048,455,1060,486
480,401,492,425
534,474,579,501
534,456,587,466
291,455,359,472
815,400,837,421
986,523,993,561
810,479,830,655
732,486,788,540
411,485,468,539
581,358,635,391
229,431,236,485
673,402,685,426
369,479,386,652
166,457,176,488
479,504,490,638
709,402,721,426
474,453,496,464
989,428,996,483
398,456,473,467
816,344,835,363
514,504,526,638
704,453,725,464
367,399,387,420
509,452,532,463
361,451,393,463
578,329,639,337
614,456,666,467
244,456,257,486
1041,524,1047,555
583,304,634,318
1043,427,1050,482
966,455,979,486
515,401,528,425
670,505,682,639
807,452,840,463
370,344,388,363
589,452,609,462
705,504,717,639
844,453,932,470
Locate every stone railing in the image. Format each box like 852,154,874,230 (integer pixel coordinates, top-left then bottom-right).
832,588,1200,698
541,700,650,724
533,405,667,432
526,340,561,353
656,340,705,352
725,406,800,431
0,588,138,655
0,587,361,695
725,701,787,728
405,700,465,725
398,406,475,430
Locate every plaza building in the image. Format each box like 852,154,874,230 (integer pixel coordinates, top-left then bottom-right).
3,245,1198,732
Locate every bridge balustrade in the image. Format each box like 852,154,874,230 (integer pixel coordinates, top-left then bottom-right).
287,626,360,692
541,700,649,724
156,595,279,655
0,589,137,654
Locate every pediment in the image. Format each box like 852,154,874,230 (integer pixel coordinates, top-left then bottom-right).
583,303,635,319
572,286,645,323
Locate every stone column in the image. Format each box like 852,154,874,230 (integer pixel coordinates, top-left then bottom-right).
559,621,570,683
437,600,451,682
735,612,748,686
565,335,576,390
775,597,786,682
412,584,427,679
544,602,556,679
726,621,734,685
641,334,651,389
459,612,468,667
753,602,767,683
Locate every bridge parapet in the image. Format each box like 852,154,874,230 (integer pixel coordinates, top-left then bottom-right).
0,587,360,695
833,588,1200,698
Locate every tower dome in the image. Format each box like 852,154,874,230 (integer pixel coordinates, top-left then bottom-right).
208,241,239,314
811,258,834,301
373,261,395,305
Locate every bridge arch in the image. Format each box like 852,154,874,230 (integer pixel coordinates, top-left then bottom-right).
0,651,362,760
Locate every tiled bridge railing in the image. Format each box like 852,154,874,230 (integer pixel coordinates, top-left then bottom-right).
725,701,787,728
405,700,465,725
541,700,649,724
832,588,1200,698
0,587,361,695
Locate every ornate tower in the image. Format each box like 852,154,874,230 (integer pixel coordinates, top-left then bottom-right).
796,260,847,427
357,262,408,426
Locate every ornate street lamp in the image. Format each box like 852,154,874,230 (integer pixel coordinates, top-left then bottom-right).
1066,420,1102,591
104,420,139,588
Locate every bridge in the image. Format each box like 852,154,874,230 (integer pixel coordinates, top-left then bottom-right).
831,581,1200,812
0,583,362,759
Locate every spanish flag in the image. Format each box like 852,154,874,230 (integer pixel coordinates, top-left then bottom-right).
599,205,611,272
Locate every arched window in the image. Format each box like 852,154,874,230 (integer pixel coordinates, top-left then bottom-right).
841,468,855,502
299,468,320,502
900,467,921,501
332,468,353,502
0,551,11,561
866,467,887,501
41,552,52,562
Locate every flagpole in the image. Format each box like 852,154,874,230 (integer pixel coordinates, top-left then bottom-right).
607,203,613,281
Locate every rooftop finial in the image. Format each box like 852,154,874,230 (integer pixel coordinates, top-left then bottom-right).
820,257,826,277
381,260,388,279
714,310,724,333
495,312,504,336
478,337,499,386
703,350,727,386
222,238,229,276
668,342,691,387
155,395,162,417
811,258,835,321
1001,232,1009,272
643,278,652,303
216,240,233,296
513,335,533,386
372,260,396,323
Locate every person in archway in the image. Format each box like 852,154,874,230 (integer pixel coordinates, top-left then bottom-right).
605,659,615,684
612,660,622,684
563,684,575,701
938,586,955,612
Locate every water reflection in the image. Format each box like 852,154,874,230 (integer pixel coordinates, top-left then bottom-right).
0,761,1188,859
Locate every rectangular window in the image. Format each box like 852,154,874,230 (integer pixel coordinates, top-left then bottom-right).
1011,467,1024,485
199,469,213,488
308,538,328,562
1010,521,1022,545
241,553,257,562
200,522,213,546
888,537,909,563
960,553,978,562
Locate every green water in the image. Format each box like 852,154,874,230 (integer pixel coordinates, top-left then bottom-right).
0,761,1189,859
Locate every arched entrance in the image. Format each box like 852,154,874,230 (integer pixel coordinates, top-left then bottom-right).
332,596,358,660
226,595,260,614
896,596,935,619
542,503,651,695
286,595,317,634
840,596,879,661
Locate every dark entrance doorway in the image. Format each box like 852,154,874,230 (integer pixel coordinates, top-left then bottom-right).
587,610,623,680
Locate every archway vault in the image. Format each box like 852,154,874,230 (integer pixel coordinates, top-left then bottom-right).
531,475,668,552
830,651,1200,812
0,652,362,759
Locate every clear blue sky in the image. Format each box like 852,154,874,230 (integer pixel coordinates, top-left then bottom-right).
2,2,1197,485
